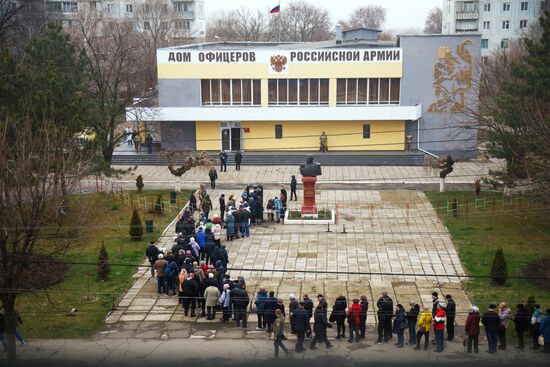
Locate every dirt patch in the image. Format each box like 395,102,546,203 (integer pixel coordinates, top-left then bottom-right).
522,258,550,291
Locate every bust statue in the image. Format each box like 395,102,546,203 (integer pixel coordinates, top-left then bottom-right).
300,155,322,177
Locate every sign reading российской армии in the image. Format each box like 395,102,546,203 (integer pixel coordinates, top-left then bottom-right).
159,49,402,64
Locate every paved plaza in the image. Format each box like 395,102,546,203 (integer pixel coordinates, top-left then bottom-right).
103,189,471,340
110,160,502,190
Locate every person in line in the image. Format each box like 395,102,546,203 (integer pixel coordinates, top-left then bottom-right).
273,309,290,358
376,292,393,344
359,295,369,339
303,294,314,338
498,302,512,350
541,308,550,353
182,272,199,317
218,194,226,223
406,301,420,346
332,295,347,339
274,196,283,224
208,167,218,190
432,302,446,352
393,304,406,348
225,211,235,241
288,294,299,334
482,304,500,353
219,150,228,172
513,303,530,350
235,150,243,171
531,304,544,350
264,291,278,333
154,253,167,295
255,287,268,330
145,133,153,154
414,305,432,351
230,283,249,328
219,284,231,322
293,301,309,353
145,241,159,278
445,294,456,341
310,301,332,350
346,298,362,343
464,305,481,353
290,175,297,201
204,282,220,320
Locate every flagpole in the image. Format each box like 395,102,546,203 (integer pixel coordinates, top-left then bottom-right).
278,1,281,44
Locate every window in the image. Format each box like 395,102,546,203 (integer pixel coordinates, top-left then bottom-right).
460,1,477,11
126,3,132,12
62,1,78,13
201,79,261,106
144,21,150,30
501,38,509,48
521,1,529,11
275,125,283,139
47,1,62,12
161,4,168,13
175,20,190,29
106,3,112,13
483,2,491,12
174,1,188,12
268,79,328,105
161,21,168,30
520,19,528,28
502,20,510,29
143,4,151,13
503,2,510,11
363,125,371,139
481,38,489,48
336,78,400,105
483,21,490,30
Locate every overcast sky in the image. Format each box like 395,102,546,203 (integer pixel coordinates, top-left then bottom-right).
206,0,442,31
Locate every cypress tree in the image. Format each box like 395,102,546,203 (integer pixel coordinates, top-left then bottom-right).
129,209,143,240
155,195,163,215
97,242,110,281
136,175,144,193
490,247,508,285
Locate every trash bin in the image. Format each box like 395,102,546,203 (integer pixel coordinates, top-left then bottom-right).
145,219,154,233
170,191,177,204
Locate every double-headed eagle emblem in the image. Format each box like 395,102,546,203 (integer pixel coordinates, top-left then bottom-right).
270,55,287,73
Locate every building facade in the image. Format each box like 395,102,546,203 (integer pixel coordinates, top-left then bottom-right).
26,0,206,39
129,30,481,158
442,0,548,56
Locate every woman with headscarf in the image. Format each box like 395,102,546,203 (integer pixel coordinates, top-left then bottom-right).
464,305,480,353
392,304,406,348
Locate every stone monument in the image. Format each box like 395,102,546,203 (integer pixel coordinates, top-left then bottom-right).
299,155,322,216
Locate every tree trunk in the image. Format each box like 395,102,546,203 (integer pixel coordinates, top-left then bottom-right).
2,296,18,367
439,178,446,193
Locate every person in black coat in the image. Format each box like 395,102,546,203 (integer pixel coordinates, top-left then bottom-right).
264,291,278,332
235,151,243,171
332,296,347,339
310,303,332,349
290,175,297,201
359,295,369,339
406,301,420,345
303,294,314,337
182,275,199,317
513,303,530,349
293,302,309,353
482,304,500,353
376,293,393,343
145,241,159,278
208,167,218,190
219,194,226,222
445,294,456,341
230,284,249,328
205,237,216,265
219,150,228,172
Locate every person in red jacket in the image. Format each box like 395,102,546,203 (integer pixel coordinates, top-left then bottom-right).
433,302,447,352
465,306,481,353
346,299,362,343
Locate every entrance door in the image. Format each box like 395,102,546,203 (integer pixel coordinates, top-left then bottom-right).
230,127,241,151
221,128,231,151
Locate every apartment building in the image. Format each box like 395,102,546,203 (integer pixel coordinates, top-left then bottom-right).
442,0,548,56
34,1,206,40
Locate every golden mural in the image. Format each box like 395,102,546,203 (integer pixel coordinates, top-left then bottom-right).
428,40,473,113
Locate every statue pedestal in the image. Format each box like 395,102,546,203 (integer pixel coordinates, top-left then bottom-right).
301,176,318,216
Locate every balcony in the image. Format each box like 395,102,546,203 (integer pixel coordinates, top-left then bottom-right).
456,11,479,20
178,11,194,20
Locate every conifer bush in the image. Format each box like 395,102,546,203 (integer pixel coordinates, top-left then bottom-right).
97,242,110,281
490,247,508,285
129,209,143,240
136,175,144,193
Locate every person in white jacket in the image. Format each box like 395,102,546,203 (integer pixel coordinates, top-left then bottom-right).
219,284,231,322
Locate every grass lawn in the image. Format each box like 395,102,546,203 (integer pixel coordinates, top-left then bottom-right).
15,190,191,339
424,190,550,308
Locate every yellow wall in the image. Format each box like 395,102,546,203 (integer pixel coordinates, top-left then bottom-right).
196,120,405,151
158,63,402,79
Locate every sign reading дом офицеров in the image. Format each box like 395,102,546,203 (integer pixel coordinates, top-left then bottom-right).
156,48,403,79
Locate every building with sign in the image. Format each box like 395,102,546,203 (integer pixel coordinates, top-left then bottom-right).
127,28,481,159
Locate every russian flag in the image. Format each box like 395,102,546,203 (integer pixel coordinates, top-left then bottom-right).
270,4,280,13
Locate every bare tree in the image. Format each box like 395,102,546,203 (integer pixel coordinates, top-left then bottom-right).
163,149,213,191
206,7,270,42
0,115,91,365
424,7,443,34
0,0,48,51
345,5,387,30
74,16,149,165
278,1,332,42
